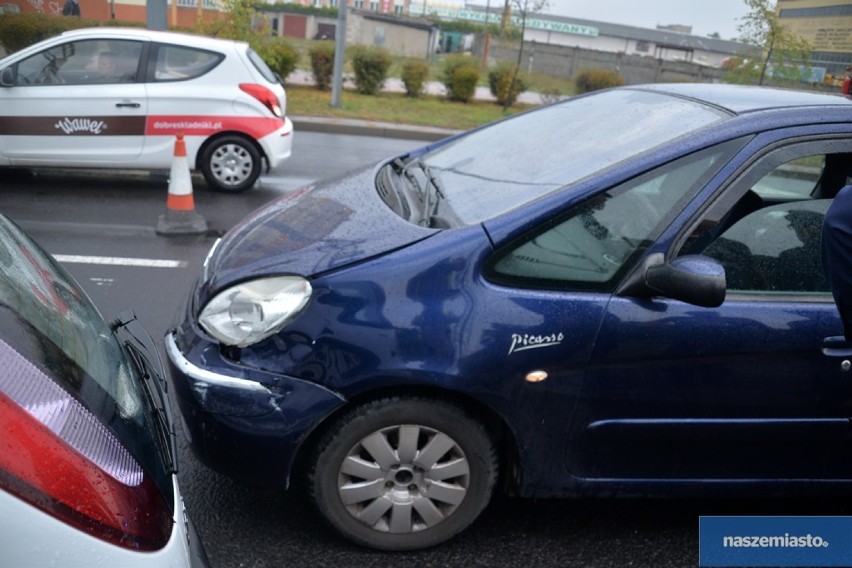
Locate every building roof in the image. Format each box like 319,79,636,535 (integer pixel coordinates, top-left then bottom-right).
361,10,440,31
466,5,749,56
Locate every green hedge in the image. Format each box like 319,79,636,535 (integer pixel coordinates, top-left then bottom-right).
488,61,526,107
449,66,478,103
254,38,299,80
309,41,335,91
350,45,391,95
256,1,337,17
0,12,142,54
573,68,625,93
442,54,479,102
401,59,429,97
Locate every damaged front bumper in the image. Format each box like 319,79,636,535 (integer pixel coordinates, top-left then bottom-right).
164,331,345,488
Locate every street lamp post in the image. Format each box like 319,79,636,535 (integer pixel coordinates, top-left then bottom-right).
330,0,348,108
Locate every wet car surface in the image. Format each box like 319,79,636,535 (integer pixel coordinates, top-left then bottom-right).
167,84,852,551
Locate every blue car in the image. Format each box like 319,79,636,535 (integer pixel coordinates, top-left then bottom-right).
166,84,852,551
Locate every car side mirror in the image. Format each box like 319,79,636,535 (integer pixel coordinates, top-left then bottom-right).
0,67,15,87
644,255,726,308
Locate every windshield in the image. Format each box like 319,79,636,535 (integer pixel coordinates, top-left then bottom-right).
0,215,173,504
410,89,731,225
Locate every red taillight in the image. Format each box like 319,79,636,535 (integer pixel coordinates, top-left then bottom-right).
240,83,283,118
0,341,173,551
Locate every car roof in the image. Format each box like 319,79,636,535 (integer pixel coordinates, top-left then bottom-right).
56,26,247,51
632,83,852,114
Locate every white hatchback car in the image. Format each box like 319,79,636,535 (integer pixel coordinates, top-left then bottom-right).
0,213,207,566
0,27,293,192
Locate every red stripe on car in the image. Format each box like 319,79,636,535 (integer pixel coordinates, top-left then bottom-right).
145,116,286,139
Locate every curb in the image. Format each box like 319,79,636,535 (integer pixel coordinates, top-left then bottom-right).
290,115,461,142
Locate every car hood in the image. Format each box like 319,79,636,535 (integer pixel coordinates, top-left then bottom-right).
202,165,434,294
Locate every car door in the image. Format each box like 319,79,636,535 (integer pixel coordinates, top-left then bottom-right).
571,135,852,483
485,140,749,491
0,38,147,165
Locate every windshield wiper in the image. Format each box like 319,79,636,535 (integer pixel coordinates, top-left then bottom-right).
398,158,445,227
111,310,178,474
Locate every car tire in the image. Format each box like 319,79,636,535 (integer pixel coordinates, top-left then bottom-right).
308,397,498,551
199,135,262,193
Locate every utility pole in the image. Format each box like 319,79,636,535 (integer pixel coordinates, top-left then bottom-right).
331,0,348,108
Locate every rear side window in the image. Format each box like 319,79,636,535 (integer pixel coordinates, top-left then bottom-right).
150,43,222,81
247,47,278,83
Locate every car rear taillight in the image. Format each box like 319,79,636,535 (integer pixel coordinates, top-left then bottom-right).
0,339,173,551
240,83,283,117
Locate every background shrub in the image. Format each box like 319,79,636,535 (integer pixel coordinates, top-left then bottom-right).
488,61,526,107
573,68,625,93
401,59,429,98
349,45,392,95
253,38,298,81
0,12,141,53
450,66,479,103
309,41,335,91
442,55,479,102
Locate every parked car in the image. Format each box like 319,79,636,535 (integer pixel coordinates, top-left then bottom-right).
0,213,208,566
166,84,852,551
0,27,292,192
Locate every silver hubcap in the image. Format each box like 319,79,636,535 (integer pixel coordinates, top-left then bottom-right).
210,143,253,187
338,424,470,534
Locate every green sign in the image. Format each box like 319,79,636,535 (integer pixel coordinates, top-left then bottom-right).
409,4,599,37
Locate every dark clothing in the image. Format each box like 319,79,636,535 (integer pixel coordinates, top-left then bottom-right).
62,0,80,16
822,185,852,338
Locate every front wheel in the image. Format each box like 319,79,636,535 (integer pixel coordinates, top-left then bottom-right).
198,135,262,193
308,397,498,551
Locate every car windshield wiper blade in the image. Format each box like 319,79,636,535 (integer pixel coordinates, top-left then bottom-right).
401,158,445,227
111,310,178,474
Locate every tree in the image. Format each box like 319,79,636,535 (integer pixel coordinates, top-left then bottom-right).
196,0,260,42
503,0,549,110
734,0,812,86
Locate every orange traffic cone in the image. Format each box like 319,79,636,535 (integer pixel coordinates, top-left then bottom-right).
156,134,208,235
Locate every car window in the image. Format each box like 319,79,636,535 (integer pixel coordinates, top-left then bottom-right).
751,155,825,201
703,201,830,294
246,47,277,83
14,39,143,85
682,140,852,256
488,142,743,290
151,43,222,81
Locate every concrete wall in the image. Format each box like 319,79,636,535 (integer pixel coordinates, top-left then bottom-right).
523,28,732,68
478,39,727,85
347,11,433,58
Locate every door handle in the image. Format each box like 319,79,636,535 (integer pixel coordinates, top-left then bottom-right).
115,102,141,108
822,336,852,372
822,336,852,356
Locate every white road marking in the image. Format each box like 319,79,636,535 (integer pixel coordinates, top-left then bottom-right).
54,254,187,268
